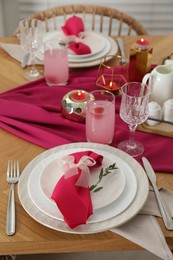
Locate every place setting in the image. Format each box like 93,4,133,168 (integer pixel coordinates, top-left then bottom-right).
0,15,118,70
36,15,118,68
18,142,148,234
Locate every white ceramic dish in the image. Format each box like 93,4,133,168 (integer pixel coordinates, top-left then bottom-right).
68,38,111,63
36,31,117,68
68,31,107,58
28,151,137,223
18,143,149,234
39,155,126,210
37,30,107,61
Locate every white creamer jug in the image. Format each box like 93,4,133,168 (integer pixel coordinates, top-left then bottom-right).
142,64,173,105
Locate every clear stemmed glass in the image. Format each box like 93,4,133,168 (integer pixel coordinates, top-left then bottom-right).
118,82,150,157
19,19,43,81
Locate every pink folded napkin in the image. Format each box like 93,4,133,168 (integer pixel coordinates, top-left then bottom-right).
68,41,91,55
61,16,84,37
61,15,91,55
51,150,103,228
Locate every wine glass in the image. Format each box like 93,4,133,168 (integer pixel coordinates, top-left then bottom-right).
118,82,150,157
19,18,43,81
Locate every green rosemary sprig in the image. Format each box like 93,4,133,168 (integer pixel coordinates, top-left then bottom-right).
89,163,118,193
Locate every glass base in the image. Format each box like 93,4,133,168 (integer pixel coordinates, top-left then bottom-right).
46,81,68,87
24,69,43,81
117,139,145,157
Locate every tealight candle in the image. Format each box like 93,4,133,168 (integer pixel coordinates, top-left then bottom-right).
129,38,153,81
70,90,87,102
104,81,120,94
135,38,150,50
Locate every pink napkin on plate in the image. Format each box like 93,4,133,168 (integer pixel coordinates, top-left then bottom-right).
68,41,91,55
51,150,103,228
61,15,84,37
61,15,91,55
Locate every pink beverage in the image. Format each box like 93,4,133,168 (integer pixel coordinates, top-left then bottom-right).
86,100,115,144
44,45,69,86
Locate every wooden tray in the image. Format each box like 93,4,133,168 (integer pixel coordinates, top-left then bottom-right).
138,122,173,138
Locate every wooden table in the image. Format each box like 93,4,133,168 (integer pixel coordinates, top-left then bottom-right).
0,35,173,256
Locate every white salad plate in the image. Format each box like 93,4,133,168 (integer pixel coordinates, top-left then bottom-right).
68,37,111,63
28,151,137,223
18,143,149,234
36,30,117,68
37,30,107,61
68,31,107,58
39,154,126,210
68,37,117,68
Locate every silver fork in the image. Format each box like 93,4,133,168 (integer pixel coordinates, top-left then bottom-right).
6,160,20,236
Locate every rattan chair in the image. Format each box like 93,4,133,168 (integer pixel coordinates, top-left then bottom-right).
13,4,148,36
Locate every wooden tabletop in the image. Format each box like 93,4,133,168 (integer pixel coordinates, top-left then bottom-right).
0,35,173,256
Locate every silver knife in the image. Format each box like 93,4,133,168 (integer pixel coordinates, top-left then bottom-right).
142,157,173,230
117,38,126,58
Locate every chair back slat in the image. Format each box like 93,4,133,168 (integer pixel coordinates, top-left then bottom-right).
13,4,148,36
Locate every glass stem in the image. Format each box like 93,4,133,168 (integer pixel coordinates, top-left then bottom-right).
30,49,37,75
128,124,137,148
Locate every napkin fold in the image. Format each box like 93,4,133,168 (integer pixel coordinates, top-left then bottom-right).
61,16,92,55
61,15,84,37
51,150,103,228
68,41,91,55
0,43,43,66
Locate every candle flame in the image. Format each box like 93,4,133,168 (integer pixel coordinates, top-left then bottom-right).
77,90,81,96
110,81,113,90
140,38,144,43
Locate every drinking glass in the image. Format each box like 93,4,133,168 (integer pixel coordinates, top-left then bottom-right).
118,82,150,157
44,39,69,86
19,18,43,81
86,90,115,144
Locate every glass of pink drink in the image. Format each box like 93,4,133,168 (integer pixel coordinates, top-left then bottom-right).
44,39,69,86
86,90,115,144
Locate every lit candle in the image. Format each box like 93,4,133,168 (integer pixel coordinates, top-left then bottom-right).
70,90,87,102
105,81,119,91
135,38,150,50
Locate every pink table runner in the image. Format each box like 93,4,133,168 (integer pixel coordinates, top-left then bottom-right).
0,68,173,172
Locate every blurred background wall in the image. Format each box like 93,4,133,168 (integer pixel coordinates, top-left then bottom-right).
0,0,173,37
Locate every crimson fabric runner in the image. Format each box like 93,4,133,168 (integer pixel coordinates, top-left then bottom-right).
0,67,173,172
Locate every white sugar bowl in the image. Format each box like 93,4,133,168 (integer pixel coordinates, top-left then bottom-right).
146,101,162,126
163,99,173,122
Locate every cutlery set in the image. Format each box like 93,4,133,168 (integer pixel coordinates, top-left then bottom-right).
5,157,173,235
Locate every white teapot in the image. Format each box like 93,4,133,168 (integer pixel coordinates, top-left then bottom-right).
142,64,173,105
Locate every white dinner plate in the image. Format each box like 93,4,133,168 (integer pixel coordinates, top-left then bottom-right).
36,32,117,68
36,30,107,61
28,151,137,223
68,37,117,68
68,31,107,58
39,155,126,210
18,143,149,234
68,38,111,63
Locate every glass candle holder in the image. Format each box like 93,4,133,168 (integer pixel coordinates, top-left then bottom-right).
96,55,129,95
61,90,94,123
129,38,153,82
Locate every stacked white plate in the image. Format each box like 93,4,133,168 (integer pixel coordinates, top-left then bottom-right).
36,31,118,68
18,142,149,234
